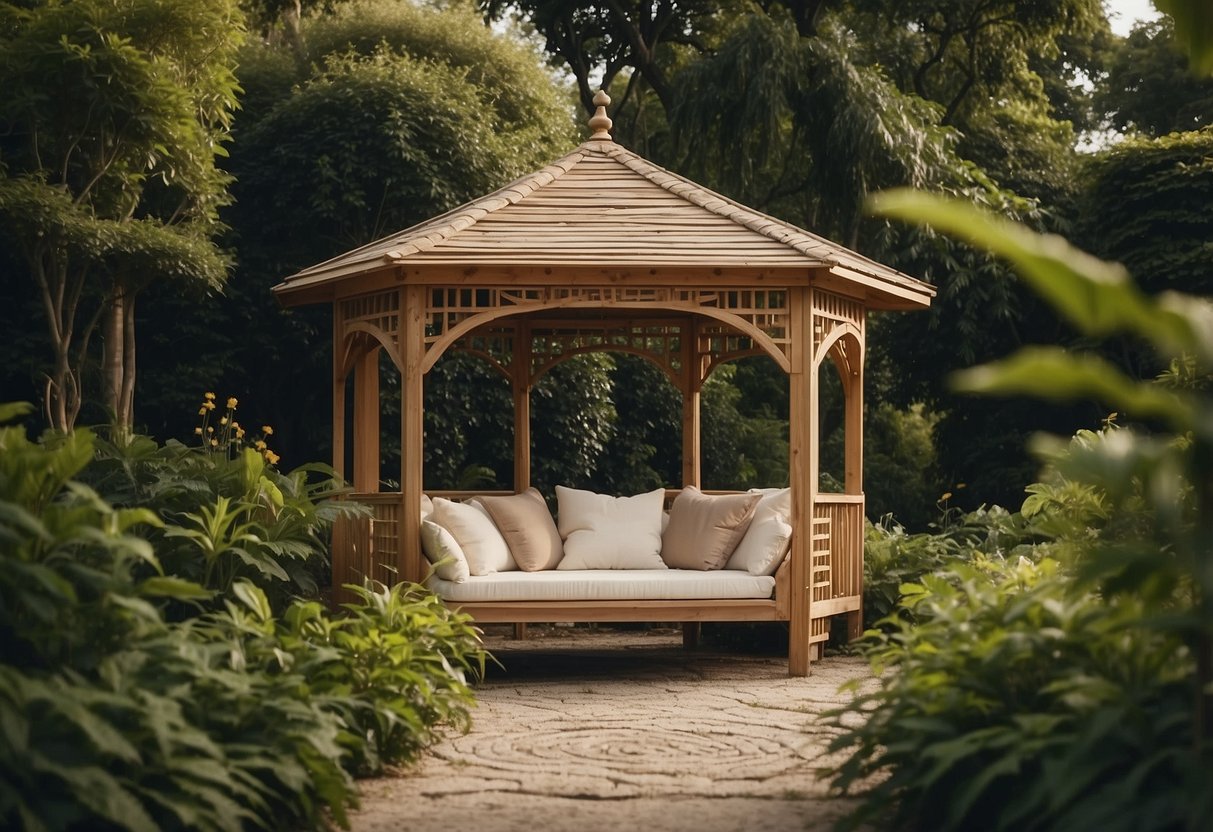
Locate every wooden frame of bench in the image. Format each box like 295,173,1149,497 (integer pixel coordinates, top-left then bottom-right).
274,92,933,675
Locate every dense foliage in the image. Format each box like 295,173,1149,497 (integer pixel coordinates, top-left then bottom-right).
0,405,487,830
828,194,1213,831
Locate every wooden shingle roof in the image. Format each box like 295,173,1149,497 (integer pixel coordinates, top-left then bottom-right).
274,107,933,310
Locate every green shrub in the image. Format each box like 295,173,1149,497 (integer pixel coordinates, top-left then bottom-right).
829,192,1213,832
830,556,1205,832
0,405,487,830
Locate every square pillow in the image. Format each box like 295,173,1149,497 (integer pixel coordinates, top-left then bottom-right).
726,488,792,575
430,497,515,575
478,488,563,571
555,486,667,570
661,486,761,570
420,519,470,582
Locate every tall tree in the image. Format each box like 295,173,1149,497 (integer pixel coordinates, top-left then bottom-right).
0,0,244,431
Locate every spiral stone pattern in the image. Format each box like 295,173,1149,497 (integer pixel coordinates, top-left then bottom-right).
351,630,876,832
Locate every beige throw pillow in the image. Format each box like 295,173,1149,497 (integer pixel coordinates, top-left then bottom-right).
478,488,563,571
661,486,761,570
726,488,792,575
430,497,515,575
420,519,471,582
556,486,667,570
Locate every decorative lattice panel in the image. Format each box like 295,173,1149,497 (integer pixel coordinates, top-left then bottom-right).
340,291,400,345
530,323,684,384
812,291,863,354
426,286,791,370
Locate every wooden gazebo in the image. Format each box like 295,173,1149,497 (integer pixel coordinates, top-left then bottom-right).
273,92,934,675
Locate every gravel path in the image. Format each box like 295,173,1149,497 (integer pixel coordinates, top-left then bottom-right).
349,626,875,832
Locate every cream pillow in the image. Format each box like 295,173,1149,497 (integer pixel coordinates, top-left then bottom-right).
555,486,667,570
661,486,760,570
479,488,563,571
429,497,515,575
420,519,470,582
726,488,793,575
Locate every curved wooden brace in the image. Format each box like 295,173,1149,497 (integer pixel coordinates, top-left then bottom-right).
423,300,791,376
339,331,386,381
813,323,863,377
701,347,769,385
450,347,512,382
532,344,681,388
343,322,402,374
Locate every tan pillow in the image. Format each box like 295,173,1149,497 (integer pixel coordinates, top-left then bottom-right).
478,488,563,571
660,486,761,570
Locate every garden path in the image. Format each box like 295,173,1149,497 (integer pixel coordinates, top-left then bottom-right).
349,626,875,832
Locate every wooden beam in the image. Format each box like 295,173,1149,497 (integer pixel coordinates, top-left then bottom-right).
400,286,426,585
513,321,532,492
787,286,815,676
352,347,380,493
332,306,346,479
681,317,701,488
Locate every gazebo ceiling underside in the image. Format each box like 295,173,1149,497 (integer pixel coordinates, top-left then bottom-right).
273,141,934,312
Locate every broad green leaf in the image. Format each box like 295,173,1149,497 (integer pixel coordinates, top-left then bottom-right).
871,190,1213,365
952,347,1195,431
1157,0,1213,75
137,576,213,601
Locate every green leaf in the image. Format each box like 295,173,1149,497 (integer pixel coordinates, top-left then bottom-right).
952,347,1195,431
1157,0,1213,75
137,576,213,601
870,190,1213,365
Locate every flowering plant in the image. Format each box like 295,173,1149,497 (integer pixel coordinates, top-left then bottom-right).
194,392,279,465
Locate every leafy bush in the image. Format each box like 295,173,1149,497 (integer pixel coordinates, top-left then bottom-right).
831,557,1205,831
0,405,487,830
827,193,1213,831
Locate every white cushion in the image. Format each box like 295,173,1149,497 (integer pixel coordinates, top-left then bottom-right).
420,519,470,582
427,568,775,602
727,488,793,575
555,486,667,570
420,493,434,520
430,497,515,575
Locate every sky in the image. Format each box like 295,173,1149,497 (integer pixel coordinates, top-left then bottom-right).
1105,0,1163,36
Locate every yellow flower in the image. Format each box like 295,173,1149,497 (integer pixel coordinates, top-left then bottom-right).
254,440,267,451
204,392,216,400
206,426,214,434
235,427,245,439
193,427,203,436
264,450,280,465
210,439,219,448
219,417,228,426
205,401,216,411
198,407,207,416
227,397,238,409
261,425,273,436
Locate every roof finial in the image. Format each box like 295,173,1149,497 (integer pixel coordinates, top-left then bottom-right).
587,89,613,141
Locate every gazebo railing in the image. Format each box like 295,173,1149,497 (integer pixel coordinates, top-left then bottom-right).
811,493,864,617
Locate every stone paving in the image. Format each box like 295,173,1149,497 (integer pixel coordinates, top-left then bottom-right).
349,626,876,832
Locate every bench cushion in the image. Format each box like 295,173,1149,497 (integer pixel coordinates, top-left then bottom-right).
427,568,775,603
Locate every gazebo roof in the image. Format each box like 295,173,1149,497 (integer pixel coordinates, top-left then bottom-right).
273,96,934,311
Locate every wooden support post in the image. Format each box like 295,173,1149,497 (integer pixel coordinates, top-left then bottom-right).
332,307,346,479
844,313,865,642
513,623,528,640
352,347,381,493
513,323,532,493
400,286,426,585
787,287,816,676
682,622,701,650
681,317,701,488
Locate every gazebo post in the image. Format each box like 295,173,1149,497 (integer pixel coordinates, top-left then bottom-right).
513,322,532,492
399,285,426,586
331,307,346,479
844,326,865,641
680,317,701,489
351,347,380,493
787,286,816,676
